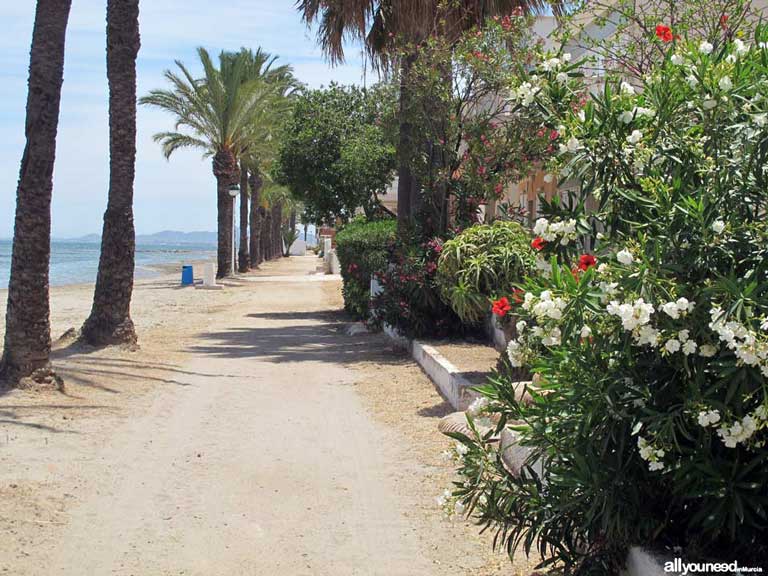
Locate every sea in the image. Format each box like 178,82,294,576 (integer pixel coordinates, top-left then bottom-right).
0,240,217,288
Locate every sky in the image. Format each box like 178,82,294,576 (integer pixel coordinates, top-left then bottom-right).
0,1,369,239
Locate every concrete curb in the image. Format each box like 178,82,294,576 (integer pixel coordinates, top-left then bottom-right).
411,341,480,411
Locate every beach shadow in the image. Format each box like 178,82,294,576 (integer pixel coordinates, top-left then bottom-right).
0,407,82,435
416,401,454,419
189,312,403,367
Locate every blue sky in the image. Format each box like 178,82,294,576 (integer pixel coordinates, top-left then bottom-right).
0,1,368,238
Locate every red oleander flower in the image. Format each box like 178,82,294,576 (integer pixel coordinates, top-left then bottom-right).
511,288,524,304
494,182,504,197
655,24,673,42
492,297,512,317
720,14,729,29
531,237,547,251
578,253,597,271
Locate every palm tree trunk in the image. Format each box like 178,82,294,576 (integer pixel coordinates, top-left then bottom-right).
213,149,237,278
274,203,283,259
0,0,72,387
248,170,262,268
81,0,140,347
237,166,249,272
396,53,417,232
262,208,272,261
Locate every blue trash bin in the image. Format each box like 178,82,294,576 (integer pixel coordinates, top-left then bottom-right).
181,265,194,286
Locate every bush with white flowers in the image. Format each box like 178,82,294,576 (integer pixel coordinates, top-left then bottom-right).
451,27,768,572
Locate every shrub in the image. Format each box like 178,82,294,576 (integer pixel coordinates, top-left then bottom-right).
452,29,768,572
436,221,535,324
371,238,466,339
335,218,397,320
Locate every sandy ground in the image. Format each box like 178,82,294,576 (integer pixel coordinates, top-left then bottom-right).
0,255,536,575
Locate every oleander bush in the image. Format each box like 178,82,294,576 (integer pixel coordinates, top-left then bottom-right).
370,238,466,339
335,217,397,319
450,28,768,573
436,221,535,324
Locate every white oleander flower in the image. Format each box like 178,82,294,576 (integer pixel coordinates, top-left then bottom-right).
543,173,554,183
608,298,654,331
620,110,634,124
620,81,635,95
671,54,683,65
682,340,698,355
556,72,568,84
507,339,525,367
703,97,718,110
697,409,721,427
580,325,592,339
636,325,660,347
754,114,767,127
616,248,634,265
566,136,580,153
516,320,527,335
699,41,714,55
467,396,489,416
665,338,681,353
562,52,572,62
687,75,699,88
712,220,726,234
626,129,643,144
662,301,681,319
734,39,749,55
719,76,733,91
699,344,718,357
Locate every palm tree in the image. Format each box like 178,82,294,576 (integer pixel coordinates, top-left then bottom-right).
140,49,277,278
81,0,141,346
248,168,264,267
0,0,72,387
297,0,561,230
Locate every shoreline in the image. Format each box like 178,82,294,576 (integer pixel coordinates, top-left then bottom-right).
0,258,216,294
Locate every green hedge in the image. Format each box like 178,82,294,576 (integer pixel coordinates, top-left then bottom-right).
335,217,397,320
436,220,534,324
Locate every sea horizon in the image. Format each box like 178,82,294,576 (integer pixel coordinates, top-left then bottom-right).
0,239,217,289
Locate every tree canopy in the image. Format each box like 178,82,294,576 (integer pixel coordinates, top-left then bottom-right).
274,83,397,225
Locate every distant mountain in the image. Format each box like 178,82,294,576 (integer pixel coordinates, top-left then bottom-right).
61,230,219,245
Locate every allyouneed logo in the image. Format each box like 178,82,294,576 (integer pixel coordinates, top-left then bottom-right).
664,558,764,574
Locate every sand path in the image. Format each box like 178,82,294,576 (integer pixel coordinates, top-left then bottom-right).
0,255,528,575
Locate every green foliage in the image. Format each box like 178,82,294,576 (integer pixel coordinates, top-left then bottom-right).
274,83,397,225
370,238,467,339
398,15,553,235
140,46,296,163
335,218,397,320
436,221,534,324
281,227,300,257
454,26,768,572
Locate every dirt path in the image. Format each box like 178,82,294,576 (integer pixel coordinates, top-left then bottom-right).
0,256,532,575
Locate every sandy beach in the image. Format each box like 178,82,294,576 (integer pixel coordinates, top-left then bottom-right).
0,255,534,576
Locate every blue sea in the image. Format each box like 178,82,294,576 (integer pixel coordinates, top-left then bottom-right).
0,240,217,288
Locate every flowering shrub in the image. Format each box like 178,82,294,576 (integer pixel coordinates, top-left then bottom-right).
452,28,768,571
335,218,397,320
436,221,534,324
371,238,466,339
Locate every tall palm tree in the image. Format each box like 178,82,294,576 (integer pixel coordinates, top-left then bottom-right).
140,49,276,278
0,0,72,387
248,168,263,267
297,0,561,230
81,0,141,346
